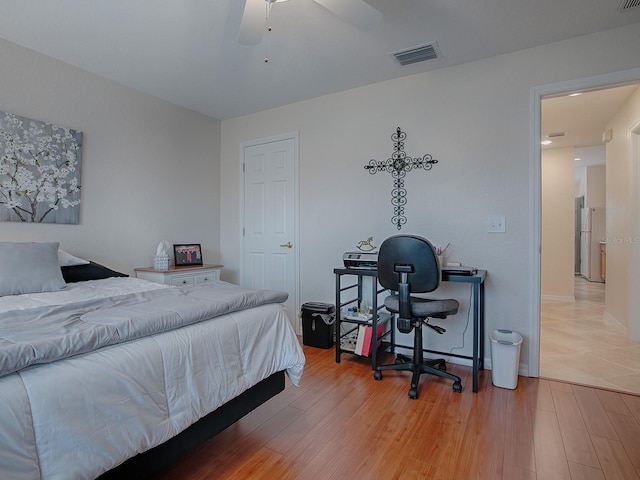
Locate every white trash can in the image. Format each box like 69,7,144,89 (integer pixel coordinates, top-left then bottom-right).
489,329,523,389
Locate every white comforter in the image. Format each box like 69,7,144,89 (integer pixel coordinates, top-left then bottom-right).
0,277,171,313
0,278,305,480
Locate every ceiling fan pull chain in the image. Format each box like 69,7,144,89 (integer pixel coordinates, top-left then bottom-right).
264,1,273,63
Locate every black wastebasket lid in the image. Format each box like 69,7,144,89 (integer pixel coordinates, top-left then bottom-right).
301,302,335,312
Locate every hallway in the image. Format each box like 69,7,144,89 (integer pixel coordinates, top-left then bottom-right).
540,276,640,395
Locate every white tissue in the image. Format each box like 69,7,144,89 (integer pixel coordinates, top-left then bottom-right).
156,240,170,256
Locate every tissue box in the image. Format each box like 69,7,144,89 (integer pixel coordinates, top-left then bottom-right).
154,254,169,270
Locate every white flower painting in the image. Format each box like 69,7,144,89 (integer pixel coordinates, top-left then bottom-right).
0,111,82,224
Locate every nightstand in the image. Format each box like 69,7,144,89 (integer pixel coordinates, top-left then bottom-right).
134,264,223,286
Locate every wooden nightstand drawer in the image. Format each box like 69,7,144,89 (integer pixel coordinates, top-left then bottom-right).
170,275,195,286
195,271,219,283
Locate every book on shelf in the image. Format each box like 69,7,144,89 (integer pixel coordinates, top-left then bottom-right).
354,325,367,355
356,314,391,357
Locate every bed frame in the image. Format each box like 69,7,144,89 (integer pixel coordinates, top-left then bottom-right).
99,370,285,479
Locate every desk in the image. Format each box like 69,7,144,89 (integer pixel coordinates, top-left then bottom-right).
334,267,486,392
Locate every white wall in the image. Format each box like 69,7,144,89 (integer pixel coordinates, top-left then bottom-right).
541,147,575,300
0,38,222,274
585,165,606,208
604,85,640,334
221,24,640,374
575,146,606,196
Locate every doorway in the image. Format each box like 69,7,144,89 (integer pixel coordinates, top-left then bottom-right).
241,132,300,333
535,74,640,395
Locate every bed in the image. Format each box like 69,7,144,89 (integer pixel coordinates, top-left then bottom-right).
0,242,305,480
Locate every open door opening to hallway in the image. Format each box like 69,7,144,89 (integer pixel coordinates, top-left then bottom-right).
539,82,640,395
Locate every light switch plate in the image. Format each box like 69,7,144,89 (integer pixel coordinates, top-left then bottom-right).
488,215,506,233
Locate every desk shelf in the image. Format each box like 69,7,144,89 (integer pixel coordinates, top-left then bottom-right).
339,314,392,356
334,268,392,369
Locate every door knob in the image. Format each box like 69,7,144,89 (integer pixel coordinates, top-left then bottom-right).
280,241,293,248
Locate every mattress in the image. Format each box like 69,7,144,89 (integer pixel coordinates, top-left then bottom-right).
0,278,305,480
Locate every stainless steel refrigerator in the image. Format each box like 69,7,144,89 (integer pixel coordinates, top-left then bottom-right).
580,207,605,282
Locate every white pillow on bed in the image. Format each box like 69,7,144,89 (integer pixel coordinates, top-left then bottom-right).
0,242,67,296
58,248,90,266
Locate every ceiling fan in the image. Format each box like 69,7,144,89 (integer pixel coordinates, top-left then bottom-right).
238,0,382,45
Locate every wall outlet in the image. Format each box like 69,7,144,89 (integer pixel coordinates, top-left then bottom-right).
488,215,506,233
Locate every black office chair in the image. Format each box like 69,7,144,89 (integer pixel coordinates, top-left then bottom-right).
374,235,462,398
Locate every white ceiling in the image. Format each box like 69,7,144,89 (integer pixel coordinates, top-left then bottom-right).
542,83,640,152
1,1,640,120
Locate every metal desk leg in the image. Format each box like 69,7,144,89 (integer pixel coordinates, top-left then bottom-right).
472,282,480,392
479,282,485,370
335,273,341,363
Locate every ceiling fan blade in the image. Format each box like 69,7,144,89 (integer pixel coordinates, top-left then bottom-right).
314,0,382,31
238,0,266,45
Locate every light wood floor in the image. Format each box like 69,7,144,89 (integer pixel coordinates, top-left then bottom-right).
156,344,640,480
541,277,640,395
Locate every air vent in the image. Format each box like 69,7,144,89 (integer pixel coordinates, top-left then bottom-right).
618,0,640,12
547,132,566,138
391,42,440,66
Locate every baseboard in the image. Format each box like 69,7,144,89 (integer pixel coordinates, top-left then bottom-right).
395,346,474,367
580,274,604,284
604,311,628,335
541,294,575,302
397,349,529,378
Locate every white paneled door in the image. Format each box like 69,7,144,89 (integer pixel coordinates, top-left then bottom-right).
242,133,299,332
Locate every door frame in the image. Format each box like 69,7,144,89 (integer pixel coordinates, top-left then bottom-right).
529,68,640,376
629,120,640,340
239,131,301,333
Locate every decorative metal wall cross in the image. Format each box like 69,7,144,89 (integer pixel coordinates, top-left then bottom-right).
364,127,439,230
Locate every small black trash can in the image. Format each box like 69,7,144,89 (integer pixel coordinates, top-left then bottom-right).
301,302,335,349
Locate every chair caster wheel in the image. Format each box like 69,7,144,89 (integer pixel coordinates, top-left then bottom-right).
408,388,418,399
438,363,447,371
453,381,462,393
374,371,382,380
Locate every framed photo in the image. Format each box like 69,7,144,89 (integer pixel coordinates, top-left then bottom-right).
173,243,203,267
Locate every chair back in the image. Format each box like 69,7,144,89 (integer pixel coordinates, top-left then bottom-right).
377,235,440,294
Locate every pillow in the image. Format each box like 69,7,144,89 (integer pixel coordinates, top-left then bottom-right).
61,261,129,283
0,242,67,297
58,249,90,266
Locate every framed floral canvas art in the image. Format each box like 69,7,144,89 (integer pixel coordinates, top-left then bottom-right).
0,111,83,224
